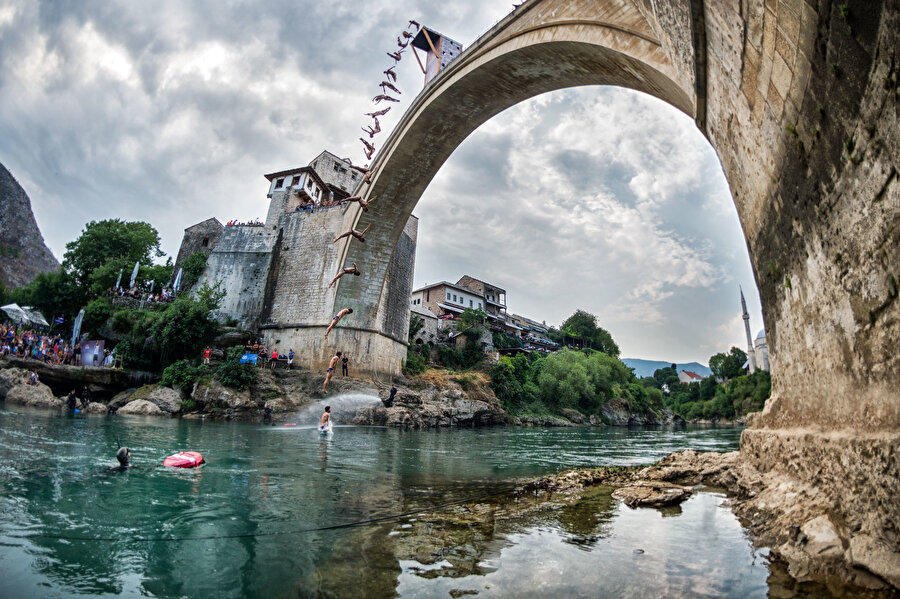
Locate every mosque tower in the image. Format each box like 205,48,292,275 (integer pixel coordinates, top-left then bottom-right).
741,286,757,374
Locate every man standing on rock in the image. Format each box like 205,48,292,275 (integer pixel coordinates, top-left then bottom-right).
341,354,349,376
323,351,341,394
80,386,92,410
203,346,211,365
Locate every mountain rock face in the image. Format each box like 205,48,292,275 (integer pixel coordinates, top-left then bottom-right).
0,162,59,288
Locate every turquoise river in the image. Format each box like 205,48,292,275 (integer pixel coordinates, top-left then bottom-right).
0,402,873,598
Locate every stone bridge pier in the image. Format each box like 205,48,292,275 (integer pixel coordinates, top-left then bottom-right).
326,0,899,586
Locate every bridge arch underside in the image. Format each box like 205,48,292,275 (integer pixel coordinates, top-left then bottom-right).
327,1,900,585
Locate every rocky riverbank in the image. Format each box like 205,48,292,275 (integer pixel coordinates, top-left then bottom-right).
0,360,723,428
527,450,899,592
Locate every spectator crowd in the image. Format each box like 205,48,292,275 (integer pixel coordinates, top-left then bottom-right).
1,321,79,365
108,285,176,304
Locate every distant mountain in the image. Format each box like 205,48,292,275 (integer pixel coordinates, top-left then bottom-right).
0,162,59,289
621,358,712,379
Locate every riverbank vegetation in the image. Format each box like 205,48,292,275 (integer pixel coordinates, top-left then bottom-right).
491,349,664,419
6,219,229,377
641,362,771,421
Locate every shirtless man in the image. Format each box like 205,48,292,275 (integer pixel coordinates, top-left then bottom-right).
333,223,371,244
343,195,377,212
319,405,332,431
322,352,341,393
328,263,361,288
324,308,353,339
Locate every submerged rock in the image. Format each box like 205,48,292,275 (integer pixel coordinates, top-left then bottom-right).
612,482,693,507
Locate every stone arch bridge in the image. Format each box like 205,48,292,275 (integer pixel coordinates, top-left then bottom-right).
270,0,898,581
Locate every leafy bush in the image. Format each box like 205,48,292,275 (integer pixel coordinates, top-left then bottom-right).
403,348,427,375
216,347,257,390
161,360,208,394
82,297,114,336
181,397,198,412
181,251,209,289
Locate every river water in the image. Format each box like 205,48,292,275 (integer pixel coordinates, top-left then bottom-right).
0,402,872,598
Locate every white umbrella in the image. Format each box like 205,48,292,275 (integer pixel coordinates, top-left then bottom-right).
21,307,49,327
114,269,123,289
129,262,140,288
71,309,85,346
149,280,155,293
1,303,30,324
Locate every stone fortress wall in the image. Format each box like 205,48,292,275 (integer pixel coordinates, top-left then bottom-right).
181,155,417,375
195,224,279,330
171,218,223,279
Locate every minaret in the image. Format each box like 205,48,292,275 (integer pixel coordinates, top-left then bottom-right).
741,286,757,374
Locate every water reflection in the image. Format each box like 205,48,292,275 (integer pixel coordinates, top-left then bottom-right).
0,405,886,598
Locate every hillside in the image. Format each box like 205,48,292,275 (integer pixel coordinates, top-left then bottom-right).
0,162,59,288
621,358,712,379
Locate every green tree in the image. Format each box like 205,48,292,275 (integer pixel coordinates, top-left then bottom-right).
10,269,85,321
709,346,749,380
408,313,424,341
82,298,114,336
150,294,221,364
457,307,487,337
63,219,163,287
550,310,620,356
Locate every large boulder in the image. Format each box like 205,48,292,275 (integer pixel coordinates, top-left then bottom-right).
192,379,254,411
145,385,182,414
118,399,165,415
0,366,30,400
5,383,63,409
83,401,108,414
108,388,137,410
560,408,586,424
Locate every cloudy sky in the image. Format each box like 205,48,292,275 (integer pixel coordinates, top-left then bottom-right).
0,0,764,364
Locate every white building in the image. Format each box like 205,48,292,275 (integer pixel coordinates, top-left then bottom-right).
678,370,705,384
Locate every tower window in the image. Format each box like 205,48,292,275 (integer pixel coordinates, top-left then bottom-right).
275,178,284,189
291,175,301,186
201,238,209,247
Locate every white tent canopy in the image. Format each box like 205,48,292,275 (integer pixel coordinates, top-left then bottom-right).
1,303,49,327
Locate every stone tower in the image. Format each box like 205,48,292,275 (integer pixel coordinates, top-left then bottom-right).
741,287,757,374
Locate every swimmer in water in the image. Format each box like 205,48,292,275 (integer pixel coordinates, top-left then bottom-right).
116,446,131,469
319,406,331,431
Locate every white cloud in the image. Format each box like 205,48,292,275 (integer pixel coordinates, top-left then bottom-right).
0,0,764,363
